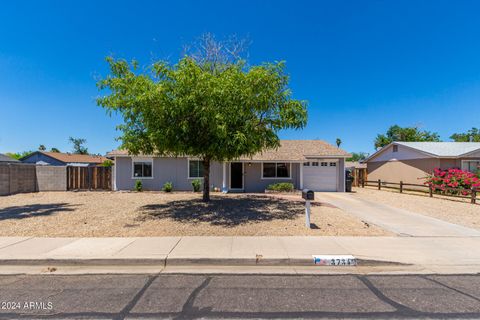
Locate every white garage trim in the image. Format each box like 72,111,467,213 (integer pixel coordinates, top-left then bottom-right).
302,159,339,192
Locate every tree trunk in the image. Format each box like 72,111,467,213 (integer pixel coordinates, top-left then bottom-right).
202,157,210,202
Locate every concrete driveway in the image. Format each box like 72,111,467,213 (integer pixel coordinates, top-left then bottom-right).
318,192,480,237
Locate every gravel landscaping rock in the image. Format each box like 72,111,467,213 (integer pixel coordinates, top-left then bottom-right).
0,191,389,237
354,187,480,230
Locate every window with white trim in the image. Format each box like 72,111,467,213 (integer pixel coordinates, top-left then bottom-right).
133,161,152,178
303,162,310,166
262,162,291,178
188,160,205,178
329,162,337,167
321,162,328,167
312,162,319,166
462,160,480,173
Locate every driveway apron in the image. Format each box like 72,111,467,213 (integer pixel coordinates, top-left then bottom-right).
318,193,480,237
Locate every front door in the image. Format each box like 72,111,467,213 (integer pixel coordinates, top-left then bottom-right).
230,162,243,190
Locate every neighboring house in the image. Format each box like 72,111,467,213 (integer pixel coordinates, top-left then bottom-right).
365,142,480,184
20,151,108,167
0,153,20,163
345,161,367,170
107,140,351,192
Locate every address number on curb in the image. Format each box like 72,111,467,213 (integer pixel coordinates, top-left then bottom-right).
312,255,357,266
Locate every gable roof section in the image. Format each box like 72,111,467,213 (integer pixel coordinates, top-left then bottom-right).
366,142,480,162
21,151,108,164
107,140,350,161
0,153,19,162
396,142,480,157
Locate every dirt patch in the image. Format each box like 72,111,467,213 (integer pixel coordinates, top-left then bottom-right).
354,187,480,229
0,191,389,237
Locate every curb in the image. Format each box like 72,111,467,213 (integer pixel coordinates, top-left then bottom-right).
0,257,409,267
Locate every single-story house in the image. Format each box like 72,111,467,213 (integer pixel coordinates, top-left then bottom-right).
20,151,108,167
107,140,351,192
0,153,20,163
365,142,480,184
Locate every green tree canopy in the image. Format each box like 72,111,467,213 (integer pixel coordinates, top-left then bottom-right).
6,151,33,160
69,137,88,155
38,144,46,151
374,125,440,150
450,127,480,142
347,152,368,162
50,147,60,153
97,46,307,201
336,138,342,148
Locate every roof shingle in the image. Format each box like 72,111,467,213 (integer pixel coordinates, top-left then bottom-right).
107,140,350,161
36,152,107,164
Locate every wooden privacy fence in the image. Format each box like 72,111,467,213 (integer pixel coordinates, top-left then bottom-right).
360,179,477,204
67,166,112,191
351,168,367,187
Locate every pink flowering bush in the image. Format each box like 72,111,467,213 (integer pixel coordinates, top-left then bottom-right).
424,168,480,195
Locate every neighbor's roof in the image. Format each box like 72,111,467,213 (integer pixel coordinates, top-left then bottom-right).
107,140,350,161
366,142,480,162
23,151,108,164
395,142,480,157
345,161,367,169
0,153,19,162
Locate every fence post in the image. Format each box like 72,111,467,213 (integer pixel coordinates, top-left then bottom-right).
400,181,403,193
361,178,365,188
429,186,433,197
378,179,381,190
472,187,477,205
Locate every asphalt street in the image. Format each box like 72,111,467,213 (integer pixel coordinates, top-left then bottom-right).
0,273,479,319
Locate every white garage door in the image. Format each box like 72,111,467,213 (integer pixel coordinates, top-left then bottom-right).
303,161,338,191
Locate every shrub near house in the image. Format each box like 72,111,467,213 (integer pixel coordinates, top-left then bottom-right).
425,168,480,195
266,182,295,192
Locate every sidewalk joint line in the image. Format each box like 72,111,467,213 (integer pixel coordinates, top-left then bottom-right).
0,237,33,250
111,238,139,256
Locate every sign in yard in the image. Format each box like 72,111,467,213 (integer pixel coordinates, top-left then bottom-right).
312,255,357,266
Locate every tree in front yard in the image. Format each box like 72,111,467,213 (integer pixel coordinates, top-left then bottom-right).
97,34,308,201
374,125,440,149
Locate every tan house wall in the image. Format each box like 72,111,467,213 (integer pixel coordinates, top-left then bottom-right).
439,158,459,169
367,158,440,185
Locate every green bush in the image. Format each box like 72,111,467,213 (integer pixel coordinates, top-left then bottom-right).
101,159,114,167
266,182,294,192
134,180,143,192
191,179,201,192
162,181,173,192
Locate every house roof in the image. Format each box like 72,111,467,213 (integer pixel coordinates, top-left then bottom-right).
366,142,480,162
345,161,367,169
22,151,108,164
107,140,351,161
0,153,19,163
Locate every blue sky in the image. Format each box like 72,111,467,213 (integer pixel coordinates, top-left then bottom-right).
1,0,479,155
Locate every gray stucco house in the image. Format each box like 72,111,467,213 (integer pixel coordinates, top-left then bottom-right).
107,140,350,192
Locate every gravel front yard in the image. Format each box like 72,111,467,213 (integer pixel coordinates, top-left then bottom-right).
354,187,480,229
0,191,389,237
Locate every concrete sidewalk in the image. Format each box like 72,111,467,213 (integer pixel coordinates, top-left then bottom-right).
1,236,480,274
319,193,480,237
